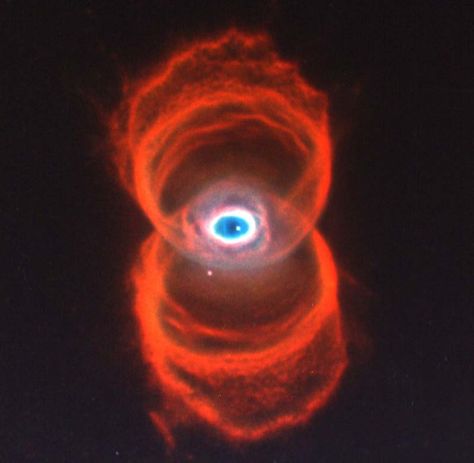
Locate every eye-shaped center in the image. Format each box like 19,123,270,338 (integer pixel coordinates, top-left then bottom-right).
215,216,249,237
207,208,257,245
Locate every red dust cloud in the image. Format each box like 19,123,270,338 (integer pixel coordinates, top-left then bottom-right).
110,29,347,445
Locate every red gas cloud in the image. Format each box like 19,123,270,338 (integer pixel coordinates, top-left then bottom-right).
110,29,347,445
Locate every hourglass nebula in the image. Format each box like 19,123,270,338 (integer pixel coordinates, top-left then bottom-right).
110,30,347,444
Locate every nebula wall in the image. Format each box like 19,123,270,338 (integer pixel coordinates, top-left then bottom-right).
110,29,347,444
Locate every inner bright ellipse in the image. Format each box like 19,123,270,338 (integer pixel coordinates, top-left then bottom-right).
207,208,257,245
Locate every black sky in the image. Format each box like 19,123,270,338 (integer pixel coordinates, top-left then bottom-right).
2,1,472,462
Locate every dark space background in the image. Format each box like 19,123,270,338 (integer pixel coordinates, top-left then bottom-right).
2,1,472,462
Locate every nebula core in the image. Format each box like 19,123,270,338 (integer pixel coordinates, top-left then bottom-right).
110,29,347,445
